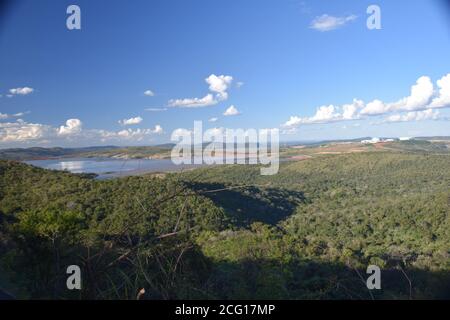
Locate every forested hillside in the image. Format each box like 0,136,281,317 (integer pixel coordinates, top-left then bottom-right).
1,152,449,299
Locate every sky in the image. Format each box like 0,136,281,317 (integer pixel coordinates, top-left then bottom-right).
1,0,450,147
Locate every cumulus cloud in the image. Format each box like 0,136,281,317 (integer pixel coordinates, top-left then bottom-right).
361,76,435,115
58,119,82,136
206,74,233,101
389,76,434,111
310,14,357,32
208,117,219,123
9,87,34,95
0,118,162,146
430,73,450,108
223,105,241,116
342,99,364,119
283,73,450,128
144,90,155,96
360,99,387,116
118,116,143,126
284,105,342,126
0,120,50,142
169,74,233,108
307,105,340,122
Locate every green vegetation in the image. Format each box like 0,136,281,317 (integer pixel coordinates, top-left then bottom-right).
0,160,224,299
386,140,450,154
1,151,449,299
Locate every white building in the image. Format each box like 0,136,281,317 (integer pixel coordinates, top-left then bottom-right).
361,137,381,144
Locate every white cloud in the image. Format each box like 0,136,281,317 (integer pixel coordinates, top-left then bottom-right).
172,128,192,137
0,111,30,120
0,120,50,142
310,14,357,32
115,128,155,140
118,116,143,126
342,99,364,119
361,76,434,115
223,105,241,116
169,94,217,108
236,82,244,88
58,119,82,136
283,73,450,128
385,109,440,123
169,74,233,108
359,78,434,116
430,73,450,108
145,107,167,112
360,99,388,116
309,105,340,122
389,76,434,111
0,118,163,146
208,117,219,123
153,124,163,134
283,116,303,127
94,125,162,142
284,105,342,126
206,74,233,101
144,90,155,97
9,87,34,95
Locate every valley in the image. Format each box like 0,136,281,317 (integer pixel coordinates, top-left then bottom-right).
0,140,449,299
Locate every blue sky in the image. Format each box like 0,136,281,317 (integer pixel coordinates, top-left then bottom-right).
1,0,450,147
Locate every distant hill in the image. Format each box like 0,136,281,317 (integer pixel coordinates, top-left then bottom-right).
415,136,450,141
2,137,449,161
387,140,450,154
0,145,172,161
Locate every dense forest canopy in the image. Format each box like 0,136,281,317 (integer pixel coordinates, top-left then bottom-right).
0,151,449,299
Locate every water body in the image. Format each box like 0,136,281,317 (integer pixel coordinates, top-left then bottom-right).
25,157,203,178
